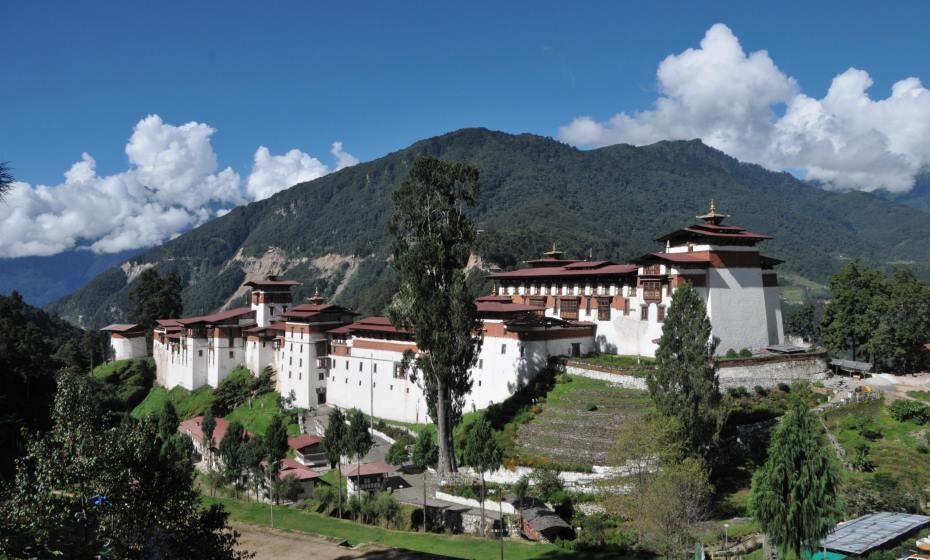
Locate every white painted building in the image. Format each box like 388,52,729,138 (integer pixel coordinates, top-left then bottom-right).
101,323,148,361
489,203,785,357
325,300,596,424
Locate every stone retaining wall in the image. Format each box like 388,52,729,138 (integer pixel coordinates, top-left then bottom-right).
565,352,828,390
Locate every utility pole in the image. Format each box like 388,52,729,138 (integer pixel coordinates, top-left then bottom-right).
498,492,504,560
422,470,428,533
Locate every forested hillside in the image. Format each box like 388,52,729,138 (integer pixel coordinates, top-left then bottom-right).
48,128,930,328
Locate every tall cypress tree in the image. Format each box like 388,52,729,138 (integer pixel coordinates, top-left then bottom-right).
646,282,724,459
749,394,840,558
345,408,373,515
461,417,503,537
388,156,483,474
323,408,347,518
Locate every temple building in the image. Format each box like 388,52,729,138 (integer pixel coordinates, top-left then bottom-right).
488,202,784,357
145,203,785,423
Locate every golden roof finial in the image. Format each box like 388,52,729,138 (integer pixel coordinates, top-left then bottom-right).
696,198,729,225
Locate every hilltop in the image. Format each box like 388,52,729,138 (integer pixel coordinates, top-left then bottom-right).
47,128,930,327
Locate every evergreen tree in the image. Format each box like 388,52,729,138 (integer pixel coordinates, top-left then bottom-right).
0,161,13,200
646,282,725,459
240,434,266,501
749,394,840,559
0,370,247,559
202,409,217,471
785,302,820,344
345,408,373,514
461,417,503,537
158,400,180,441
218,421,247,499
820,260,885,360
388,156,483,473
129,269,184,346
265,415,289,503
323,407,347,518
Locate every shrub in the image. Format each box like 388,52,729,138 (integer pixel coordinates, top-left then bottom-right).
312,484,335,514
532,405,543,415
753,385,769,396
532,466,564,502
385,440,409,466
917,444,929,455
724,348,738,359
549,490,574,522
372,491,400,528
858,418,884,441
739,348,753,358
851,442,875,472
726,386,750,399
888,400,930,424
777,382,791,393
584,403,598,412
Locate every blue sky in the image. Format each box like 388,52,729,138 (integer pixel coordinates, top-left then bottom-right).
2,1,930,258
3,0,927,183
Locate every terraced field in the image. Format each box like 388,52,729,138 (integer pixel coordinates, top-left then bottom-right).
514,375,652,469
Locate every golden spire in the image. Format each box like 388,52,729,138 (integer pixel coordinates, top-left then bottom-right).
696,199,729,225
307,288,326,305
543,242,564,260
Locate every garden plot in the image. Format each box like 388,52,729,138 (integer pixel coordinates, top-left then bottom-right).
514,375,652,469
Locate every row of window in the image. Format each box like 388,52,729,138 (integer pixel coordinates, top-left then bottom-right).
501,284,638,297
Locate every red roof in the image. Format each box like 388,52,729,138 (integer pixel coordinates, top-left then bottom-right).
332,316,413,336
489,263,638,280
635,252,713,264
101,323,144,333
176,307,253,327
341,459,395,477
476,301,544,314
288,434,323,450
178,416,249,447
656,223,772,243
279,459,321,481
156,318,183,328
244,278,300,288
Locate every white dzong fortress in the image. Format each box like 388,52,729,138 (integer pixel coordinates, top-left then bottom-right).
124,203,784,424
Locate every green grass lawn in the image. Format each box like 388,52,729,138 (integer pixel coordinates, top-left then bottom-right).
132,384,215,419
91,357,155,380
207,495,622,559
513,375,653,469
823,397,930,481
907,391,930,404
226,391,299,436
571,354,655,370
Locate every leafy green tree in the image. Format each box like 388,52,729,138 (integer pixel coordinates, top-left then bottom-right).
749,395,841,559
323,407,347,518
821,260,885,360
346,408,373,513
866,267,930,372
646,282,725,459
633,457,712,559
0,291,58,478
531,466,564,503
158,400,180,441
218,421,247,499
411,429,438,469
388,156,483,473
240,434,266,501
785,302,820,344
461,417,503,536
0,369,248,559
385,439,410,466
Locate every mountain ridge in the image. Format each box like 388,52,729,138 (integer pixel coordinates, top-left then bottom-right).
47,128,930,328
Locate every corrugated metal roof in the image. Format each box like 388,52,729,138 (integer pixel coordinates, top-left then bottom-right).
821,512,930,555
829,359,873,372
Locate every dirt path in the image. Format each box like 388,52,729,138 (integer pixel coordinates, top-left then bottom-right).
232,522,434,560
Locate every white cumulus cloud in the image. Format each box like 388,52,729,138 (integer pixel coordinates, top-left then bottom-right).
559,23,930,193
0,114,360,258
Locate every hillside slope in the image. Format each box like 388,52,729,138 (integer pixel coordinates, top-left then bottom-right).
48,128,930,328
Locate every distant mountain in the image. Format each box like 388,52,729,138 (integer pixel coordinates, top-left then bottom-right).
47,128,930,328
876,170,930,213
0,249,141,307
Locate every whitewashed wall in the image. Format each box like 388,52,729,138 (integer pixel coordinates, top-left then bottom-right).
110,335,147,361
